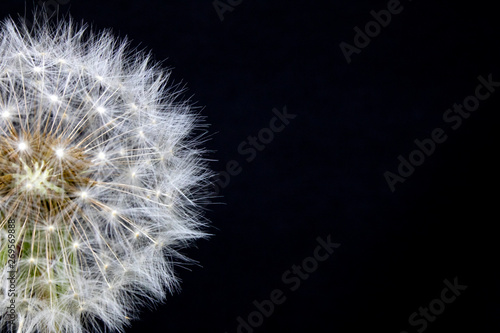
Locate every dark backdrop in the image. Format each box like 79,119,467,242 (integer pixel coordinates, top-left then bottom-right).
1,1,499,332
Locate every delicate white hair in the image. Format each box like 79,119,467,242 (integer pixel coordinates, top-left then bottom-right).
0,11,211,333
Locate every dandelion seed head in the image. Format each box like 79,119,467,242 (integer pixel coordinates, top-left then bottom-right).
0,12,212,333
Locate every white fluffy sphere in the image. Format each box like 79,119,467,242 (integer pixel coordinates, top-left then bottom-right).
0,13,211,333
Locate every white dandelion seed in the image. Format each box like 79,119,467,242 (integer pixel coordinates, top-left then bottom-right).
0,13,212,333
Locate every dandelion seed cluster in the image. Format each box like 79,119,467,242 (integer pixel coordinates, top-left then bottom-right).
0,15,211,333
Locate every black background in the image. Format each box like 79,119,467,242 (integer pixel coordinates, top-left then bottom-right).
1,1,499,332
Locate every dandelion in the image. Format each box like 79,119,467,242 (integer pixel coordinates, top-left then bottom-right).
0,13,211,333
